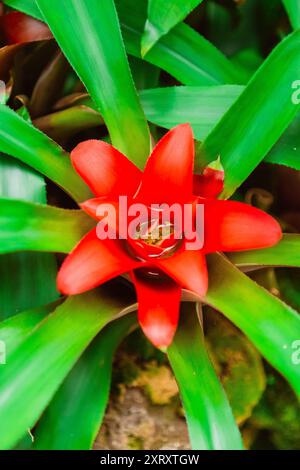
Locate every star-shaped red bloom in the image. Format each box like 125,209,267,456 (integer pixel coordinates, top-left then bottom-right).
57,124,282,348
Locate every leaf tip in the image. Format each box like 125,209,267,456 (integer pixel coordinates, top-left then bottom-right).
141,21,161,57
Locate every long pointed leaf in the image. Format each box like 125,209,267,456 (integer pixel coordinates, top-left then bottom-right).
283,0,300,29
39,85,242,142
140,85,243,139
117,0,242,86
205,254,300,398
0,286,135,449
0,199,94,254
36,0,150,168
265,112,300,170
228,234,300,268
0,154,58,320
3,0,41,18
4,0,241,86
33,315,136,450
277,269,300,312
168,303,243,450
36,86,300,172
0,300,61,353
141,0,204,56
197,31,300,198
0,106,91,201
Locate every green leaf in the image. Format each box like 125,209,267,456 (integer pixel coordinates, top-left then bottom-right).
205,312,266,424
117,0,242,86
0,106,91,201
228,234,300,268
0,154,59,319
129,57,160,91
0,251,58,320
0,300,61,354
283,0,300,29
33,314,136,450
0,199,94,254
205,254,300,398
168,303,243,450
0,286,135,449
141,0,204,56
67,85,243,141
16,104,32,123
265,111,300,170
277,269,300,312
36,0,150,168
4,0,241,86
78,83,300,171
230,48,263,82
196,31,300,198
35,84,300,172
140,85,243,140
3,0,41,18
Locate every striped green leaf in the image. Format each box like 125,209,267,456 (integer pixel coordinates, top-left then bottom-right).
205,254,300,398
36,0,150,168
3,0,242,86
196,31,300,198
0,106,91,201
0,287,135,449
0,199,94,254
228,234,300,268
283,0,300,29
33,315,136,449
168,303,243,450
141,0,204,56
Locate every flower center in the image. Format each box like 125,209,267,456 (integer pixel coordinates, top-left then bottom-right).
128,218,183,260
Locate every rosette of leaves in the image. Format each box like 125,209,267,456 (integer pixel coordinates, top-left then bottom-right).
0,0,299,451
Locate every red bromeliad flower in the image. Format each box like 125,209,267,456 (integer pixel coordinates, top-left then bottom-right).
57,124,282,348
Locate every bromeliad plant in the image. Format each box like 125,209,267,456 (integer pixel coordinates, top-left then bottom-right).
0,0,300,451
57,126,281,349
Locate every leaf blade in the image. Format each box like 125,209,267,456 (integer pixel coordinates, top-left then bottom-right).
0,154,58,319
118,0,242,86
205,254,300,398
0,286,135,449
0,199,94,254
3,0,41,19
265,112,300,170
168,303,243,450
4,0,242,86
140,85,243,139
283,0,300,29
228,234,300,268
36,0,150,168
0,106,91,201
33,315,136,450
0,300,60,353
141,0,204,56
196,31,300,197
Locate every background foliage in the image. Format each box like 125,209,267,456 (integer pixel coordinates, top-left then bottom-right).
0,0,299,450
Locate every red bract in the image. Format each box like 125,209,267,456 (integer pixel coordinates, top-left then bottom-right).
57,124,282,348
